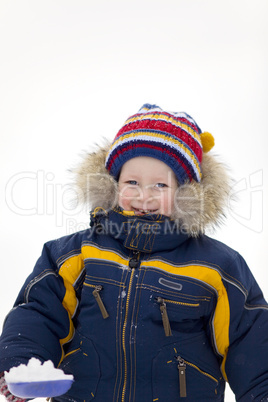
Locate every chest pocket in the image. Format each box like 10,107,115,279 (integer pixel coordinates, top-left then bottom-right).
139,270,214,335
155,294,206,336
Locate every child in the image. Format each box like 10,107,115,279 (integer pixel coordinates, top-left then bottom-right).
1,104,268,401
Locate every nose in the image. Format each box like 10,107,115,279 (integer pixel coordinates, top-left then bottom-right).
137,185,155,206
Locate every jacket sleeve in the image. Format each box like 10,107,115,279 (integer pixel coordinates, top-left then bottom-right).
224,253,268,401
0,236,84,373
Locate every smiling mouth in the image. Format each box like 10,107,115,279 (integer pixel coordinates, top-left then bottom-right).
132,207,158,216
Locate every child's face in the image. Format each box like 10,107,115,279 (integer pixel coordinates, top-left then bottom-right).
118,156,178,217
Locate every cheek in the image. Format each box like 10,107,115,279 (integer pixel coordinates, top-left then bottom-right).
159,190,175,216
118,186,138,208
118,195,130,209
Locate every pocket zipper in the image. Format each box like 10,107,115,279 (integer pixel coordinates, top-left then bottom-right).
24,271,58,303
157,297,172,337
156,297,200,337
92,285,109,319
176,356,187,398
175,355,219,398
163,298,200,308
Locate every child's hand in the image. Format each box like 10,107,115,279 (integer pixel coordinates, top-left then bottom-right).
0,373,26,402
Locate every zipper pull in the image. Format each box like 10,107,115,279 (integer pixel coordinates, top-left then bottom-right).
93,285,109,319
157,297,172,337
129,251,140,269
176,356,187,398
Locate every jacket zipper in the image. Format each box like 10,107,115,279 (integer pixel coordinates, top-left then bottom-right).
121,250,140,402
175,356,219,397
84,283,109,319
157,297,200,337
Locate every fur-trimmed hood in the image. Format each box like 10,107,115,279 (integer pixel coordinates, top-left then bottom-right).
73,142,231,236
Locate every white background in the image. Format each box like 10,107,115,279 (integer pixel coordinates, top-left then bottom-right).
1,1,268,401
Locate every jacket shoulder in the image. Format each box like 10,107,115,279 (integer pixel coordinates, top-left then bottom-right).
43,228,93,269
198,235,240,262
192,235,256,291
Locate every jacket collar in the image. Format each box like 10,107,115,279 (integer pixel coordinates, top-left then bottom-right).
90,207,189,253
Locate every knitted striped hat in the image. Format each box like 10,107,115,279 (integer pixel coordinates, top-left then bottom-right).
105,104,214,184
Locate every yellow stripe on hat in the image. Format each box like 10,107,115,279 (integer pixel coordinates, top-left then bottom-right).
125,113,201,145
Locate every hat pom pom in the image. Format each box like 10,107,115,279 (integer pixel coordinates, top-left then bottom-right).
200,131,215,153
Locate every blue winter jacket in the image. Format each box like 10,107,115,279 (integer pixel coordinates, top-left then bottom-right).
1,208,268,401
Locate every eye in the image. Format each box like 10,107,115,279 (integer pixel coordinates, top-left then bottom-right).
126,180,138,185
155,183,168,188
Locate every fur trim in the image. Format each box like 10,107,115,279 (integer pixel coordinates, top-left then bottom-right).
73,143,231,236
73,142,118,211
171,153,231,236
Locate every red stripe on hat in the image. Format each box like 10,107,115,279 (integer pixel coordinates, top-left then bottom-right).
114,128,202,162
115,121,202,158
124,110,200,133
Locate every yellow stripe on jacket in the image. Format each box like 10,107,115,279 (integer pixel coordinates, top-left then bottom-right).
58,254,85,362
